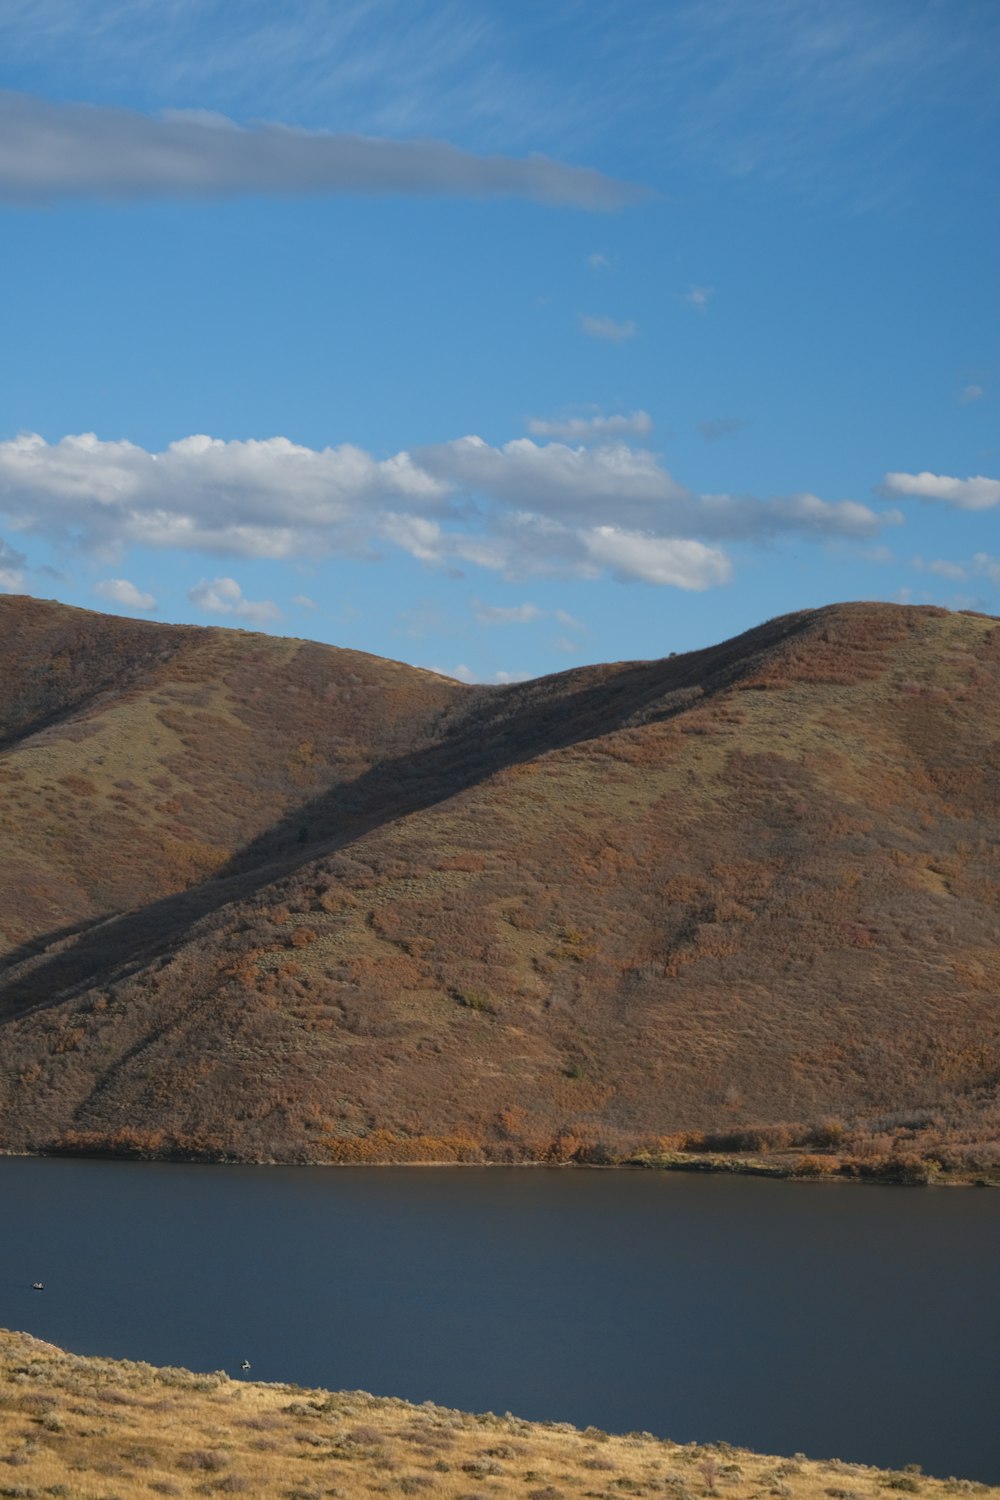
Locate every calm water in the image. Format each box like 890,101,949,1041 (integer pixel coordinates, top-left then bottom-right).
1,1160,998,1481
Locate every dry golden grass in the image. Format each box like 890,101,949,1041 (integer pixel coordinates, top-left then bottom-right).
1,1330,993,1500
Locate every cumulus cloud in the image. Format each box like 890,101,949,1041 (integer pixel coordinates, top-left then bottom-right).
526,410,652,442
188,577,281,623
0,90,640,210
0,431,447,558
0,427,897,596
0,536,26,592
94,577,156,611
580,313,636,342
685,285,715,311
880,471,1000,510
582,527,731,589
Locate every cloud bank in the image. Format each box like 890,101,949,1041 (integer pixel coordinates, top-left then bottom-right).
0,429,893,593
0,90,640,209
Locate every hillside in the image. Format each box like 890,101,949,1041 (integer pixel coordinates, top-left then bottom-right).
0,594,999,1174
6,1328,992,1499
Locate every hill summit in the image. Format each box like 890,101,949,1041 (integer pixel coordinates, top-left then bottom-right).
1,594,998,1173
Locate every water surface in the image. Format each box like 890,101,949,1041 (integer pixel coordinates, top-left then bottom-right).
1,1159,997,1481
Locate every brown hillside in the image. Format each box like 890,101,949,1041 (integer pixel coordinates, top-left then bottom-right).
1,596,998,1173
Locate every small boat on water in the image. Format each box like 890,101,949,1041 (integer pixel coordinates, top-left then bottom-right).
32,1282,44,1291
241,1360,251,1372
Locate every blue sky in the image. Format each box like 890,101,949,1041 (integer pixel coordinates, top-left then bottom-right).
0,0,997,682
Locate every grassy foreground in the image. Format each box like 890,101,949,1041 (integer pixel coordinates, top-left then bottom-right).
1,1331,995,1500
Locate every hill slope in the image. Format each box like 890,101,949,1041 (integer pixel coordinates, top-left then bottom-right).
8,1329,993,1497
1,595,998,1171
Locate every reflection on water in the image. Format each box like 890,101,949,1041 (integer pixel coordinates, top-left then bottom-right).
1,1159,998,1481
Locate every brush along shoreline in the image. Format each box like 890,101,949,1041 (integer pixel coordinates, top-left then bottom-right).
1,1328,995,1499
5,1141,999,1186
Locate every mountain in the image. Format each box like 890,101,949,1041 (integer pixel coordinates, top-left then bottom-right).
1,594,998,1173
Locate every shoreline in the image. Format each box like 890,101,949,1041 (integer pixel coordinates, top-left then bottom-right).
3,1143,998,1187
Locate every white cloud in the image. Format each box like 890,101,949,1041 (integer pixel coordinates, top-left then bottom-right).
959,384,985,404
0,536,26,592
188,577,281,623
880,471,1000,511
0,89,641,210
580,313,636,342
582,527,731,589
586,252,611,270
684,285,714,311
526,410,652,442
94,577,156,611
291,593,317,608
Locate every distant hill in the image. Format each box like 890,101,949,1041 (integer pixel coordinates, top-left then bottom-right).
1,594,998,1174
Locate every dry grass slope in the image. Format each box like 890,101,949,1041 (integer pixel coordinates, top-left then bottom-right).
1,596,998,1176
1,1329,994,1500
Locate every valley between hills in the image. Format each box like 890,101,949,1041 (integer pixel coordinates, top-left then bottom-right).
1,593,999,1181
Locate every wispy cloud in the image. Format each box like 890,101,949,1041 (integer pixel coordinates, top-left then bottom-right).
95,577,156,610
586,252,610,270
880,471,1000,511
473,601,542,625
0,428,897,595
526,410,651,442
959,384,985,405
0,90,641,209
914,553,1000,587
684,285,714,311
580,313,636,342
698,417,746,443
0,537,26,592
188,576,281,623
472,600,586,629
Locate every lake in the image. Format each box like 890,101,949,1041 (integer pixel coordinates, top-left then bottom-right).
1,1159,998,1482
